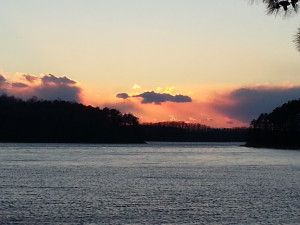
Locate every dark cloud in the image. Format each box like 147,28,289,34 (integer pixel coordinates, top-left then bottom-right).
36,74,81,102
11,82,29,88
22,74,39,83
34,85,81,102
41,74,77,85
214,86,300,123
133,91,192,104
116,93,129,99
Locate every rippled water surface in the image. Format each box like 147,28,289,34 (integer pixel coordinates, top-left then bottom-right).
0,142,300,224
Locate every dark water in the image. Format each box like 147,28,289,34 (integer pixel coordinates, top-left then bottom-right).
0,142,299,225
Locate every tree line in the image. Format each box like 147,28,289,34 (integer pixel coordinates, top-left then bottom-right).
142,122,248,142
2,93,298,147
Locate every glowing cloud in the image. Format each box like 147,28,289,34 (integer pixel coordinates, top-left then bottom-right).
132,84,141,89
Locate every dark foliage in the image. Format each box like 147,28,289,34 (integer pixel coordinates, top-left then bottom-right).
0,94,143,143
246,99,300,149
259,0,299,15
142,122,248,142
252,0,300,50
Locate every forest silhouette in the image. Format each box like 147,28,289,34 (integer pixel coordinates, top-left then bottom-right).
0,95,143,143
1,94,299,146
246,99,300,149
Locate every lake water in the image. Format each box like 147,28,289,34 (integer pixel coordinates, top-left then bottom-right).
0,142,299,225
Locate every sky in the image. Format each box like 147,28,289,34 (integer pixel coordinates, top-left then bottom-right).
1,0,300,127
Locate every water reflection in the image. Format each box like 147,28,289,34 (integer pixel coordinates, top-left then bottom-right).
0,143,299,224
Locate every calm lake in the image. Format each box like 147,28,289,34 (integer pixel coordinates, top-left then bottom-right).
0,142,299,225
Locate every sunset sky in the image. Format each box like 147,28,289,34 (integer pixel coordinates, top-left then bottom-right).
1,0,300,127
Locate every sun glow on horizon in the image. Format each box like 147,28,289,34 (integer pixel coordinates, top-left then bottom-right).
2,71,300,128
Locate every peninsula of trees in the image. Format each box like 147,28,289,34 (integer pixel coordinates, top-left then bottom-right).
246,99,300,149
0,95,143,143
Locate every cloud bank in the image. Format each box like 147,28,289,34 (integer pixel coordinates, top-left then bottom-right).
213,86,300,123
1,73,81,102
